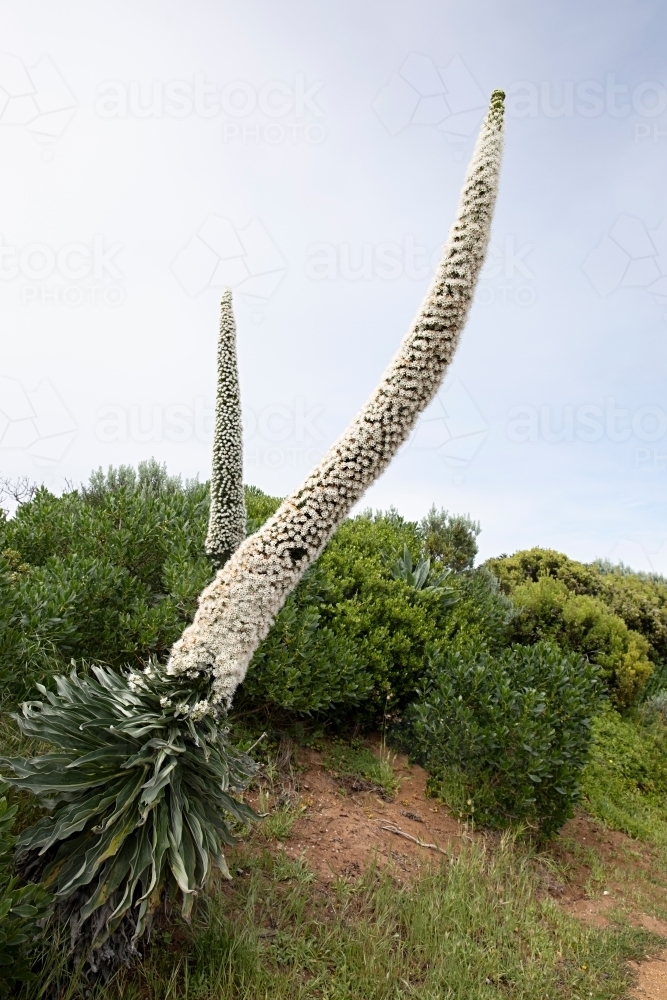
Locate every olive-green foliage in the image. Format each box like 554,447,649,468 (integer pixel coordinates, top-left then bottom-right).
486,548,658,705
511,577,652,707
595,563,667,687
0,791,51,997
0,464,283,709
582,706,667,845
240,564,374,714
489,548,667,665
398,642,599,837
486,547,599,596
419,505,481,572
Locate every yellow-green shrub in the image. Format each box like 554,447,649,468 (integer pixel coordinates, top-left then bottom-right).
510,577,652,705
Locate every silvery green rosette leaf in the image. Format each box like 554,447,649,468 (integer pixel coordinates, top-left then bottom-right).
0,661,257,951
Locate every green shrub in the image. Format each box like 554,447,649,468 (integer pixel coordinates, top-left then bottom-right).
0,471,210,705
486,547,600,596
1,466,508,725
487,547,667,698
510,577,652,706
310,512,513,712
0,791,52,997
397,642,599,837
419,506,480,571
1,463,507,722
596,565,667,670
0,467,285,709
241,510,511,719
240,565,373,714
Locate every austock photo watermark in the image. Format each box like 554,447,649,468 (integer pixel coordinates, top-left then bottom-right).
93,382,491,482
95,73,326,145
374,53,667,146
304,234,536,306
95,396,326,471
0,375,77,464
507,399,667,468
0,234,124,307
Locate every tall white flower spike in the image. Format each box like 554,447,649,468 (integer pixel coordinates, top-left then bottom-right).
168,90,505,709
204,289,246,567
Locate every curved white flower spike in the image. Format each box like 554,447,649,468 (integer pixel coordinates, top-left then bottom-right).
168,90,505,708
204,289,246,567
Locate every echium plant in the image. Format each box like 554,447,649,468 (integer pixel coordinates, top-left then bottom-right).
205,289,247,568
167,90,505,709
0,90,505,959
2,664,257,963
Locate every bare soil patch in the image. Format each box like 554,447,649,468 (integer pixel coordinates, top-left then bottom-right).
276,745,467,881
251,738,667,996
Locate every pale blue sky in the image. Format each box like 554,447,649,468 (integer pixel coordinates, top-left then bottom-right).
1,0,666,569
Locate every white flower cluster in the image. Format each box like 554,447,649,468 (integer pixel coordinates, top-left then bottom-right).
167,91,505,709
127,663,156,693
204,288,247,568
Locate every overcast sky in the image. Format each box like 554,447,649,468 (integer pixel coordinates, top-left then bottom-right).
1,0,666,570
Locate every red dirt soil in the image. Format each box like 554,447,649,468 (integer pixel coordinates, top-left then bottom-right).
253,741,667,999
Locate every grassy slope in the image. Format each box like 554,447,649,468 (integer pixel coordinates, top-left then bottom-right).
583,708,667,847
4,707,667,999
97,711,667,1000
37,839,652,1000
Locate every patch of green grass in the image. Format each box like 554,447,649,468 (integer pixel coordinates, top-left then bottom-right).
56,835,659,1000
582,707,667,846
259,802,301,843
271,851,316,885
323,738,400,798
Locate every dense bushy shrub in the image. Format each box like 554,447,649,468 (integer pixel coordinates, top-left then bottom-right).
596,565,667,671
0,476,509,719
397,642,599,837
240,564,373,713
488,547,667,660
510,577,652,706
0,466,284,708
239,507,507,717
419,506,481,572
0,465,210,705
486,548,600,596
0,791,52,997
302,511,512,711
486,548,659,704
